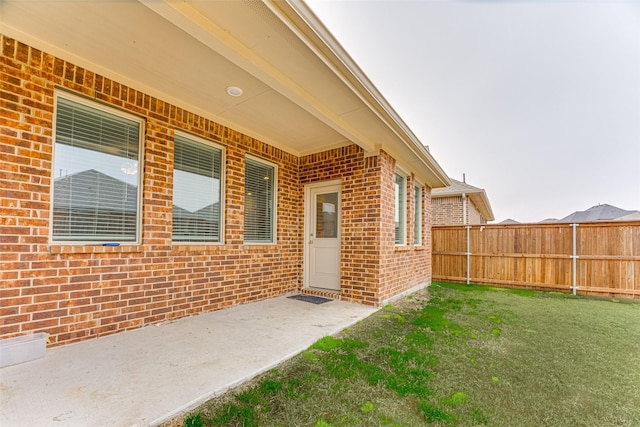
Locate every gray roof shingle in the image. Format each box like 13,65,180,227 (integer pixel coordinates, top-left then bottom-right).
559,204,637,222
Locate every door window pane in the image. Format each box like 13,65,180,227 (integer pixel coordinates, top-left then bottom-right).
316,192,338,238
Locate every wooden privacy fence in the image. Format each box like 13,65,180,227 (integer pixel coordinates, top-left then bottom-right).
432,221,640,298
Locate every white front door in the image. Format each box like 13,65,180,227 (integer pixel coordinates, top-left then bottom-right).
305,181,341,291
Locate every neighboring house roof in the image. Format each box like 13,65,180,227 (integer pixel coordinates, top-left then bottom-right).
195,203,221,217
53,170,137,212
431,179,495,222
0,1,450,188
559,204,637,223
173,205,195,218
538,218,560,223
56,169,224,220
616,211,640,221
498,218,520,225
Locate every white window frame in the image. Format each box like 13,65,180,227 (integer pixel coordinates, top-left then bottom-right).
414,183,423,246
50,91,144,244
172,130,226,244
394,171,407,246
244,155,278,245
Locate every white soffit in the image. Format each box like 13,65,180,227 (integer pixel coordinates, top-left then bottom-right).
0,0,350,154
138,0,380,154
0,0,450,186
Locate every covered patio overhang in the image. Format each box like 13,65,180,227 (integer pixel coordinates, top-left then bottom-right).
0,0,450,188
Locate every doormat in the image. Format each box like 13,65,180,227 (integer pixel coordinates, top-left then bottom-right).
287,294,332,304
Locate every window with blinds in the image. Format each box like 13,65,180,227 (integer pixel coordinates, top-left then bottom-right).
172,133,223,242
52,94,143,242
395,174,406,245
244,157,276,243
414,185,422,245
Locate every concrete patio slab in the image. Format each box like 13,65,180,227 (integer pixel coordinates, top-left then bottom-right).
0,296,377,426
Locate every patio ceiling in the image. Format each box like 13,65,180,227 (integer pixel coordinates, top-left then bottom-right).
0,0,450,187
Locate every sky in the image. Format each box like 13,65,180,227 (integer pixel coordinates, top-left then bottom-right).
307,0,640,223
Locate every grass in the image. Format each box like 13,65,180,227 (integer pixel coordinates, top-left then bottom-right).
167,282,640,426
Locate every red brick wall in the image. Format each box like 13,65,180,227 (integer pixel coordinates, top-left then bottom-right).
377,151,432,304
0,35,301,346
432,195,485,225
432,196,463,225
1,35,434,346
300,148,433,306
300,146,382,305
467,203,485,225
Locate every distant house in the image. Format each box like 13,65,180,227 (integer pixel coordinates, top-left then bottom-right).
538,218,559,224
173,203,221,243
55,170,222,242
53,170,138,241
498,218,520,225
617,211,640,221
558,204,638,223
432,179,495,225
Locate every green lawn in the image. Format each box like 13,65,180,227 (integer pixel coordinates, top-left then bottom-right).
172,282,640,427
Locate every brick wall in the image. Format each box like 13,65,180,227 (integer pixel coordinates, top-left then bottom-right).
432,196,463,225
467,202,487,224
300,148,433,306
1,35,434,347
467,203,485,225
0,35,301,346
377,151,432,304
300,146,382,305
432,195,485,225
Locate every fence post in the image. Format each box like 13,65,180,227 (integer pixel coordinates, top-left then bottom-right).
571,223,578,295
466,225,471,284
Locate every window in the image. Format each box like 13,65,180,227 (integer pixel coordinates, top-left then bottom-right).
414,185,422,245
172,132,224,242
395,174,406,245
244,156,276,243
52,93,143,242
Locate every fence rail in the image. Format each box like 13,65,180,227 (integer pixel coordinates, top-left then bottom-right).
432,221,640,298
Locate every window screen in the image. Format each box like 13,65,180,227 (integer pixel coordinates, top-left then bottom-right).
395,174,406,245
414,185,422,245
172,134,223,242
52,95,142,242
244,157,275,243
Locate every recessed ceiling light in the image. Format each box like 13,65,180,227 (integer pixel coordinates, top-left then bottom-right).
226,86,243,97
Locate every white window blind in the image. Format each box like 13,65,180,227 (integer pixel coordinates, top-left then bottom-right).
52,95,141,242
395,174,406,245
414,185,422,245
172,134,222,242
244,157,275,243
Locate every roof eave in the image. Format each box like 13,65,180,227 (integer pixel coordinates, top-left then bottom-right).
432,188,495,221
268,0,450,188
2,0,451,187
469,190,495,222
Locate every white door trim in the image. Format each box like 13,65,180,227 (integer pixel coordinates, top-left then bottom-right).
303,179,342,290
